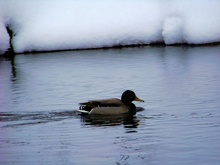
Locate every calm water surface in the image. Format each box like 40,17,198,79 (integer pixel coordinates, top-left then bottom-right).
0,46,220,165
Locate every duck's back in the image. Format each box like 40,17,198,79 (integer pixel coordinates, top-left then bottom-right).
80,98,124,107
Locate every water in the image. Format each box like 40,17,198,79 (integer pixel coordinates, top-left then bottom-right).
0,46,220,165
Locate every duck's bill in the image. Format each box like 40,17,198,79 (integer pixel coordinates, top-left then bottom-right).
135,96,144,102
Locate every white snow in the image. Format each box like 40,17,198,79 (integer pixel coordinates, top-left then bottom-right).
0,0,220,54
0,19,10,54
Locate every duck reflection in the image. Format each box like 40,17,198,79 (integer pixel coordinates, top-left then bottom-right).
80,107,144,131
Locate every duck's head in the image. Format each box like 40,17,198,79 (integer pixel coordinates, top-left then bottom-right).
121,90,144,103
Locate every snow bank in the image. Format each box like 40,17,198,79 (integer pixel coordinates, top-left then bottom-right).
0,0,10,54
0,19,10,54
0,0,220,54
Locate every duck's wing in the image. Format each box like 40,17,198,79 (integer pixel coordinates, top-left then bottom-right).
79,98,123,108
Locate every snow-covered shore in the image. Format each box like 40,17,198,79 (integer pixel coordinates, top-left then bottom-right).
0,0,220,54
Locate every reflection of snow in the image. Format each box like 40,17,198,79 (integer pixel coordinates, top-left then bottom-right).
0,0,220,54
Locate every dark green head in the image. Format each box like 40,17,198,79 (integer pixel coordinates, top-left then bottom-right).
121,90,144,103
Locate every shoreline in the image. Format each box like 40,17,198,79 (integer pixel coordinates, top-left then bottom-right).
3,41,220,57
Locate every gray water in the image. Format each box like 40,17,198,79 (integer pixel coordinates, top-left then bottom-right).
0,46,220,165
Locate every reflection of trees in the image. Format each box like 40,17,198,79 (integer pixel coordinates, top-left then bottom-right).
3,49,16,79
10,55,16,79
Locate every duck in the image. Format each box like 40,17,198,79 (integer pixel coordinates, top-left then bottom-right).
78,90,144,115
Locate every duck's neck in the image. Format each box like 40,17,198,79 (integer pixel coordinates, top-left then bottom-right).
125,103,136,114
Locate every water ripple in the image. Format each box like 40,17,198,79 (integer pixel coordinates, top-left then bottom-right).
0,110,79,127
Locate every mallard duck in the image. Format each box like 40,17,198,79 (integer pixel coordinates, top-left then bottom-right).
78,90,144,115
